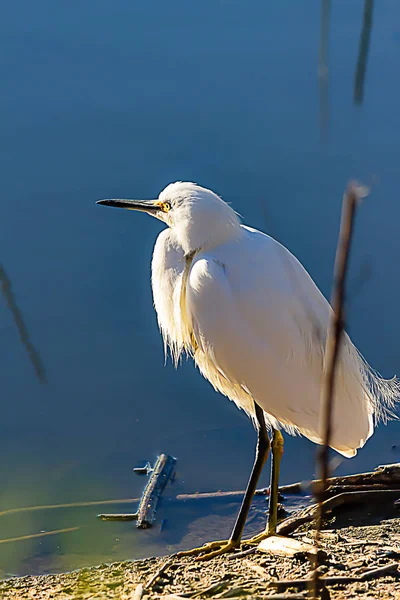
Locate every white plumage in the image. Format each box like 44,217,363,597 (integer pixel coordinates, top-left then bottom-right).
98,180,399,558
149,182,398,457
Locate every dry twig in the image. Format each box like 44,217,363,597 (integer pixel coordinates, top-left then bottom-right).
145,559,173,590
313,183,363,597
269,561,398,590
278,489,400,537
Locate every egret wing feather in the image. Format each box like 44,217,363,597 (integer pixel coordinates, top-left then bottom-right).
186,226,399,456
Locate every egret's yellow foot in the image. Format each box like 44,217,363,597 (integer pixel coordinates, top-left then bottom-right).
242,526,276,546
243,530,271,546
177,539,239,561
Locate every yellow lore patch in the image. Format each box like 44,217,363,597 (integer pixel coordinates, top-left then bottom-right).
156,201,171,213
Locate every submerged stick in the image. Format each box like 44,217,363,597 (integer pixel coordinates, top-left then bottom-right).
136,453,176,528
97,513,138,521
0,497,139,518
0,526,80,545
98,453,176,527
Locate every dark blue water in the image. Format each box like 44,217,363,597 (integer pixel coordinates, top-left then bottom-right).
1,0,399,576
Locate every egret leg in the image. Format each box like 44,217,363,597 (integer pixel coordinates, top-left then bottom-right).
267,428,284,534
244,428,284,545
177,403,270,560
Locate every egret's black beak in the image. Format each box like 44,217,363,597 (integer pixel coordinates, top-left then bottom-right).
96,199,160,213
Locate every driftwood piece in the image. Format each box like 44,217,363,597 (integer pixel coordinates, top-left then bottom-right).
98,453,176,527
278,463,400,497
137,453,176,528
268,561,398,590
277,489,400,536
258,536,326,561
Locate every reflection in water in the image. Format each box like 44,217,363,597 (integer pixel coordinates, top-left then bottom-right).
354,0,374,105
0,263,47,383
0,526,80,546
318,0,331,142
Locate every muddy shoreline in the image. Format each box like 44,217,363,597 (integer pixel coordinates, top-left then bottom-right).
1,513,399,599
2,466,400,598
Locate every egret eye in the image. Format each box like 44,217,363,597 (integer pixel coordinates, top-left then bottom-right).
162,202,171,212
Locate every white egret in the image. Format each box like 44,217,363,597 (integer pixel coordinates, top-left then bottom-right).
97,182,399,559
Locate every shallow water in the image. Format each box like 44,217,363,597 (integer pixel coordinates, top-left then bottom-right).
1,0,400,576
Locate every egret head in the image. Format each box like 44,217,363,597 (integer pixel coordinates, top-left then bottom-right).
97,181,240,254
